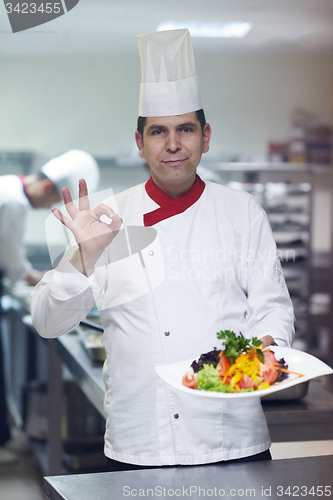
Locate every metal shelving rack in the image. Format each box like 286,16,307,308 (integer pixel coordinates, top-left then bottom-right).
201,161,332,352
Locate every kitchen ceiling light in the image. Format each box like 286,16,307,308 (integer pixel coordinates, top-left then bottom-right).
157,21,253,38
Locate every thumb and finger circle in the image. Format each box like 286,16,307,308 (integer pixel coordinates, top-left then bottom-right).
54,182,122,230
52,203,122,232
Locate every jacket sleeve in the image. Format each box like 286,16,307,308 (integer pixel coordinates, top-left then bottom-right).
243,199,295,347
30,253,107,338
0,202,32,282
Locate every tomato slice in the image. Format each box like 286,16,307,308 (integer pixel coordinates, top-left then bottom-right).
261,350,278,385
182,368,197,389
263,350,277,367
262,366,278,385
216,353,231,376
238,374,257,389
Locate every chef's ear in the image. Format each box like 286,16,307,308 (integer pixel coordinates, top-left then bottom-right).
202,123,211,154
135,130,145,160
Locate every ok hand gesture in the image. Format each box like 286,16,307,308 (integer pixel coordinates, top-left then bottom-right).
51,179,122,276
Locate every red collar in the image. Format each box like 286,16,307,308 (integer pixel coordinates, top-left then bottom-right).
144,175,205,226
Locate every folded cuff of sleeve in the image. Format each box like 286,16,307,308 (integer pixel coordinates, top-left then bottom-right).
49,259,99,301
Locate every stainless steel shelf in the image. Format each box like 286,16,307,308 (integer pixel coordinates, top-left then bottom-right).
57,332,105,418
202,162,317,345
201,161,332,173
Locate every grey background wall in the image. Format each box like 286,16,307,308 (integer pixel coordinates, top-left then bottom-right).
0,52,332,252
1,53,332,160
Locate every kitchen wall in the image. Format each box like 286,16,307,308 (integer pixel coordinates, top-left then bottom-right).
199,54,333,161
0,52,332,252
1,53,332,160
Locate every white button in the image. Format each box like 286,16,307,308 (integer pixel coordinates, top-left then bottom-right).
164,331,170,336
148,251,154,256
91,284,99,293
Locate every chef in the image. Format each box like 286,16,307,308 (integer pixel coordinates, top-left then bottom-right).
0,149,100,286
31,29,294,470
0,149,99,464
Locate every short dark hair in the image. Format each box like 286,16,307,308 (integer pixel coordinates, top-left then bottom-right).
35,171,60,193
137,109,206,138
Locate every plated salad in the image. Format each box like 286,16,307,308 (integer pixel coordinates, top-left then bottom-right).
182,331,303,393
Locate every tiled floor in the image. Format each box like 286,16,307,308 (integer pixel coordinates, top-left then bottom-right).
0,452,45,500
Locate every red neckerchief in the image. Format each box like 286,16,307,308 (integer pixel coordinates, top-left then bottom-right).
143,175,205,226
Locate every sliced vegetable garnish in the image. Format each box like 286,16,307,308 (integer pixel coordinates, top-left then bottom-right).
183,330,304,393
216,330,264,364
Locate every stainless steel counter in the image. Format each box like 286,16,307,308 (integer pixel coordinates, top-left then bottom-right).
44,455,333,500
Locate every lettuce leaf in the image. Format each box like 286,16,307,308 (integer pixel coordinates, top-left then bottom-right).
196,364,256,393
196,365,233,393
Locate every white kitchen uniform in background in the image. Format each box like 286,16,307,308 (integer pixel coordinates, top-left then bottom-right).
0,175,32,282
41,149,100,200
0,150,100,284
31,179,294,465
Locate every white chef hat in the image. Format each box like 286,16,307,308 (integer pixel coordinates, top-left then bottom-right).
41,150,100,198
137,28,201,117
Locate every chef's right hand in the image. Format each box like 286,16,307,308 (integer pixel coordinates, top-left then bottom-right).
51,179,122,276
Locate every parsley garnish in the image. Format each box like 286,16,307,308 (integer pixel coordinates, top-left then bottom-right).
217,330,264,364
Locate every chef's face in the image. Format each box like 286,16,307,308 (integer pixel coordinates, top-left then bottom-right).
25,176,61,208
135,112,211,197
42,188,62,208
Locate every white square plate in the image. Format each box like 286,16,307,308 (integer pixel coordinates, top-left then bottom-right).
155,347,333,399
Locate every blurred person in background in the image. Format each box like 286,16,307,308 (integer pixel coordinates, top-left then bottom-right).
0,150,99,464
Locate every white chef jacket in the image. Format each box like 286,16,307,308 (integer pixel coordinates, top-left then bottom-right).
31,179,294,466
0,175,32,282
